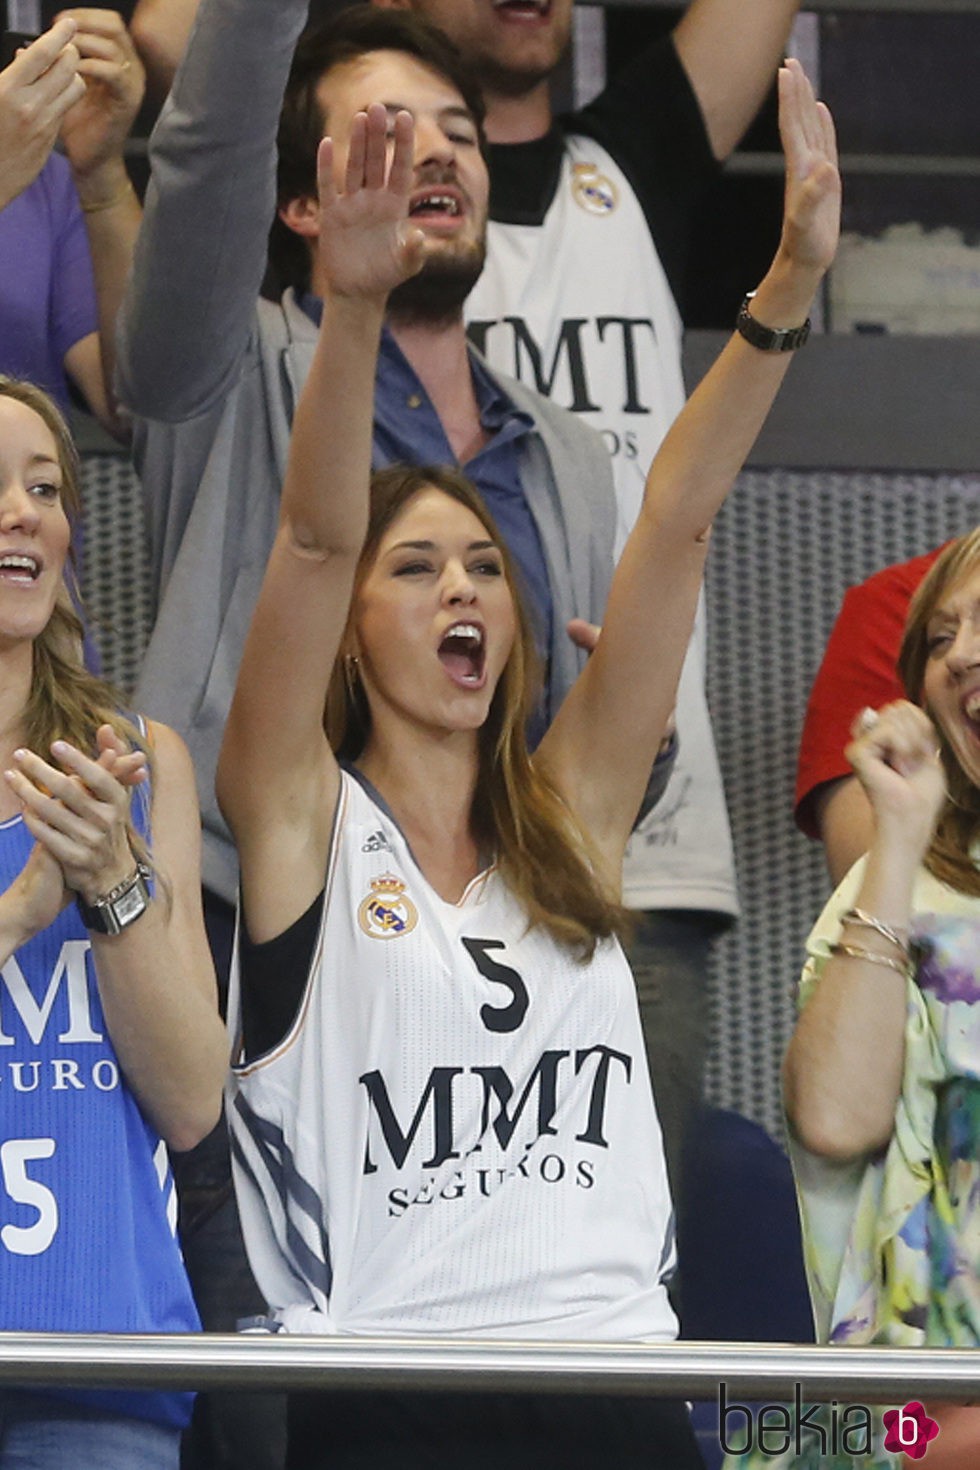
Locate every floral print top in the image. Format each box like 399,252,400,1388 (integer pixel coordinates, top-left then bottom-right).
796,864,980,1354
723,862,980,1470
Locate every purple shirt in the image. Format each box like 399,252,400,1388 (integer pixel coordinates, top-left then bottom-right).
0,152,98,410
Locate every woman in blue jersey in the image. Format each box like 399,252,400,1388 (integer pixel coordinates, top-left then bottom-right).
218,61,839,1470
0,377,226,1467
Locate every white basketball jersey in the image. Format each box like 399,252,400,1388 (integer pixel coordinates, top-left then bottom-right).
229,771,678,1341
466,136,736,916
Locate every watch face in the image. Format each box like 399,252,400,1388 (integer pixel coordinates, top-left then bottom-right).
115,883,148,928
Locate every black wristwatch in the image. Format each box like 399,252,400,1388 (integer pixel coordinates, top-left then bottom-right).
77,864,152,936
736,290,811,353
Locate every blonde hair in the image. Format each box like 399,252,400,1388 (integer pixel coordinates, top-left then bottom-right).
326,464,630,958
0,378,153,864
898,526,980,896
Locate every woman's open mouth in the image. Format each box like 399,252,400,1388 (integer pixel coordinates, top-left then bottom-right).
438,622,486,688
0,553,42,586
962,691,980,739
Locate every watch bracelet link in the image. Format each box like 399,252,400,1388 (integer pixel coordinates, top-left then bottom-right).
76,862,152,936
736,289,811,353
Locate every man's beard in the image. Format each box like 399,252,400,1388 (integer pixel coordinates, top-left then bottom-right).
386,242,486,329
474,54,560,99
466,25,572,101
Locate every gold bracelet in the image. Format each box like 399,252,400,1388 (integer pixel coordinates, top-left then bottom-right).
840,908,909,955
80,181,135,215
830,941,910,976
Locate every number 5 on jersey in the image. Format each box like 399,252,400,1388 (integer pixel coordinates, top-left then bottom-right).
1,1137,58,1256
461,937,529,1033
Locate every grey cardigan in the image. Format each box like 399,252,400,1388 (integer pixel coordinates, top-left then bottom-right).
117,0,617,903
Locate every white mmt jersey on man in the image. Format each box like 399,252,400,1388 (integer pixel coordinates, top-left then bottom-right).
466,131,736,915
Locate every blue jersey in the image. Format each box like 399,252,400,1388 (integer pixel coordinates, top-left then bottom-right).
0,768,198,1429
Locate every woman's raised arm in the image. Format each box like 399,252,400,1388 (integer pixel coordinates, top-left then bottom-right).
537,60,840,878
785,701,946,1160
216,106,424,943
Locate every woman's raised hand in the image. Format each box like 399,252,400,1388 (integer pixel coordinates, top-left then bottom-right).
845,701,947,859
57,8,145,185
776,57,841,280
5,725,148,907
317,103,426,303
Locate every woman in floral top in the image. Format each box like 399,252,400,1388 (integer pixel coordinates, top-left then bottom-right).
783,526,980,1467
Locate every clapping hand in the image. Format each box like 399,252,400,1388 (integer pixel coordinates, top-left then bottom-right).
5,725,149,919
316,103,426,303
0,18,85,211
57,8,145,185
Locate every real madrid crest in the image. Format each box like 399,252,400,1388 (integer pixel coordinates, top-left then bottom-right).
358,872,419,939
571,162,618,217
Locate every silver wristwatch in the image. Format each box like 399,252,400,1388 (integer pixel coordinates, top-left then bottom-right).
76,863,152,936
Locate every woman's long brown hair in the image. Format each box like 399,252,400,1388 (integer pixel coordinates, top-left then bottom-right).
1,378,153,864
899,526,980,897
325,464,631,959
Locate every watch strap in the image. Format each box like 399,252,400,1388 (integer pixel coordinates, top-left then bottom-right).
77,863,152,936
736,290,811,353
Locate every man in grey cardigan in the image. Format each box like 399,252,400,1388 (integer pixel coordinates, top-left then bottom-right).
117,7,638,1467
119,2,621,919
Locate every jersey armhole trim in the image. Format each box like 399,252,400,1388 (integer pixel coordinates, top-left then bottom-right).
232,776,349,1076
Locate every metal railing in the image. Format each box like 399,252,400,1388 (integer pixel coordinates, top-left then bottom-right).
1,1335,978,1402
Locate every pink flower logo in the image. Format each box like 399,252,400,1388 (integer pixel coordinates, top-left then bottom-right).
882,1402,941,1459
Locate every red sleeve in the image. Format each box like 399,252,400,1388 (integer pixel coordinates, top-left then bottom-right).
794,547,946,838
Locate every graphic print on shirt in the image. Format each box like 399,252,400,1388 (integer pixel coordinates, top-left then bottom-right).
461,935,529,1032
230,774,678,1339
0,937,119,1259
572,162,619,217
466,137,685,541
357,872,419,939
355,904,635,1220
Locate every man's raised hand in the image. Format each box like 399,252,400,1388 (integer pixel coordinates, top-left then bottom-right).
317,103,425,302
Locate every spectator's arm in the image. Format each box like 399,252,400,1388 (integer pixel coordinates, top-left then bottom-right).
812,775,875,889
0,19,84,211
63,330,108,419
673,0,801,161
118,0,310,422
58,9,144,439
785,703,943,1161
130,0,200,106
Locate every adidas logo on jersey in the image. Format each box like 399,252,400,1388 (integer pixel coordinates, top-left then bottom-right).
361,830,391,854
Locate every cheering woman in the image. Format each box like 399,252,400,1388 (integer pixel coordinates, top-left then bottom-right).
219,59,839,1470
0,378,225,1466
